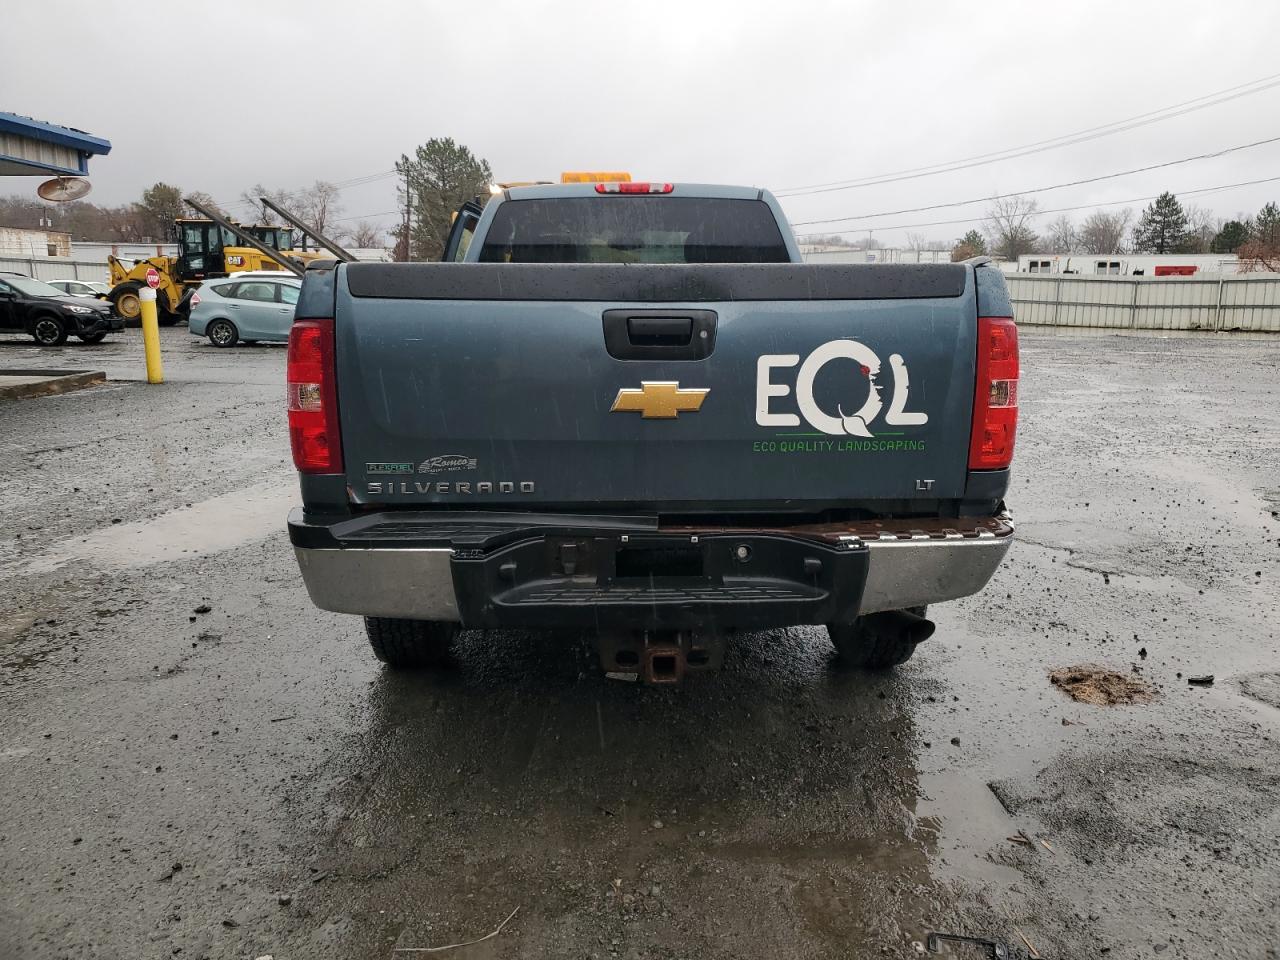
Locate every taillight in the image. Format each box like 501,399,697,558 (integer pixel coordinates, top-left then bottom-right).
595,182,674,194
287,319,343,473
969,316,1019,470
189,292,201,307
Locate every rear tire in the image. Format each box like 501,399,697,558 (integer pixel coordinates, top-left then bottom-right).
365,617,458,669
828,605,929,670
31,314,68,346
207,318,238,347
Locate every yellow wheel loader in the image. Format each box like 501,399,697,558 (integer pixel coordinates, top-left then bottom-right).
105,199,347,324
106,219,288,324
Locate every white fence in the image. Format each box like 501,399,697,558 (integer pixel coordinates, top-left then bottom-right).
0,256,112,283
1007,273,1280,333
6,255,1279,332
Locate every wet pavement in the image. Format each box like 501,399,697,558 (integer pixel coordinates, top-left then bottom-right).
1,326,1278,959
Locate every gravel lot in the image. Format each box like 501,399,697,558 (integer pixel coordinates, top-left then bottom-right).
1,325,1278,959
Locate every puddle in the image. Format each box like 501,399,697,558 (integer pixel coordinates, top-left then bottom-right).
17,481,298,574
1049,665,1159,706
1238,672,1280,711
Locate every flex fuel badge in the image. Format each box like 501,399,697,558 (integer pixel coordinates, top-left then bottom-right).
365,461,415,475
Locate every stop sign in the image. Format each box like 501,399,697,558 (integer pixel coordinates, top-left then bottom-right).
145,268,160,289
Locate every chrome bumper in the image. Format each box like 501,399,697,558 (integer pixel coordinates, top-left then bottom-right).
855,529,1013,613
294,546,460,621
292,520,1013,623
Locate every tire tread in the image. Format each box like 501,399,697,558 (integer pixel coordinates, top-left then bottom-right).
364,617,456,669
827,605,928,670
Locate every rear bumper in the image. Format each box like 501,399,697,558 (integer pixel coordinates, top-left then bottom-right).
289,509,1013,628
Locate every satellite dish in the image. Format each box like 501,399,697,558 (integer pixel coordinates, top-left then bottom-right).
37,177,92,202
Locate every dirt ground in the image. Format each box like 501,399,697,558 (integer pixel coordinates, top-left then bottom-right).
1,326,1278,959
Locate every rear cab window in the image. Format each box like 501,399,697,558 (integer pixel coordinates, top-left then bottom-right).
477,197,790,264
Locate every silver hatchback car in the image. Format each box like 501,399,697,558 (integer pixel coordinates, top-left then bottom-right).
188,276,301,347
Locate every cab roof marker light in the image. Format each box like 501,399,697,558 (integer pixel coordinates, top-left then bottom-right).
594,182,675,194
562,171,631,183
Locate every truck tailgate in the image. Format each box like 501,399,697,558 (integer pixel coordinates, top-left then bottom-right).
333,263,977,510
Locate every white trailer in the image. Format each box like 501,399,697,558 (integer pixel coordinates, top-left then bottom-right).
1016,253,1239,276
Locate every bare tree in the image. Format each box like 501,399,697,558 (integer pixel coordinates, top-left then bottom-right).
239,183,294,224
984,195,1039,261
1237,201,1280,272
1182,204,1217,253
183,191,227,219
348,221,385,248
1077,209,1133,254
1237,241,1280,273
905,232,928,254
804,233,855,248
239,181,345,238
296,181,343,237
1044,214,1077,253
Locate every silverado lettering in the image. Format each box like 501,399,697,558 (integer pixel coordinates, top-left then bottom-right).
366,481,536,495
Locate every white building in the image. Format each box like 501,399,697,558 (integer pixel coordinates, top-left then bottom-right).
803,248,952,265
0,226,71,258
1014,253,1239,276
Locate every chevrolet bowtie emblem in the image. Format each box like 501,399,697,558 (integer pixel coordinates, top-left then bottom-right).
611,382,709,419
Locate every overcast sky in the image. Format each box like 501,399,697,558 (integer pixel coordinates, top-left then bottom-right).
4,0,1280,246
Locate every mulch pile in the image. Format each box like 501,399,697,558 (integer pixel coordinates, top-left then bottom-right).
1049,664,1159,706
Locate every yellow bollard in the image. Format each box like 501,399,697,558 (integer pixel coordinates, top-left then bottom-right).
139,287,164,384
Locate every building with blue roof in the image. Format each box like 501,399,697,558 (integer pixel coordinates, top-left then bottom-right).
0,112,112,177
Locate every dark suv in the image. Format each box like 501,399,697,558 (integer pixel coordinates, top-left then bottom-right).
0,272,123,345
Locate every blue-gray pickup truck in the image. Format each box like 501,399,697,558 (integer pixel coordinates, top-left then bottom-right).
285,181,1018,681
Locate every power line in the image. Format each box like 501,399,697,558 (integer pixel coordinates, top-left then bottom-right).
333,209,400,222
792,173,1280,238
791,133,1280,227
776,71,1280,197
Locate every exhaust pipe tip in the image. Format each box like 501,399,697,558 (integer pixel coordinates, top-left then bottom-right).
865,608,936,647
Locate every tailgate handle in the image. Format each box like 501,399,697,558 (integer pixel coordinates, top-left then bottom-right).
603,309,717,361
627,316,692,346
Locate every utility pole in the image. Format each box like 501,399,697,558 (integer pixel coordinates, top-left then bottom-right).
401,168,413,262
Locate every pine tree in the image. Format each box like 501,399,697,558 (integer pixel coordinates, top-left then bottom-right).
1254,202,1280,246
950,229,987,261
396,139,493,261
960,229,986,255
1131,192,1189,254
1211,220,1250,254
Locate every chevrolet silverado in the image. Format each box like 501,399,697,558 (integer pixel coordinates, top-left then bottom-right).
286,179,1018,681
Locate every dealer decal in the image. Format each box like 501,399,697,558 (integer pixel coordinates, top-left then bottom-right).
756,339,928,438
